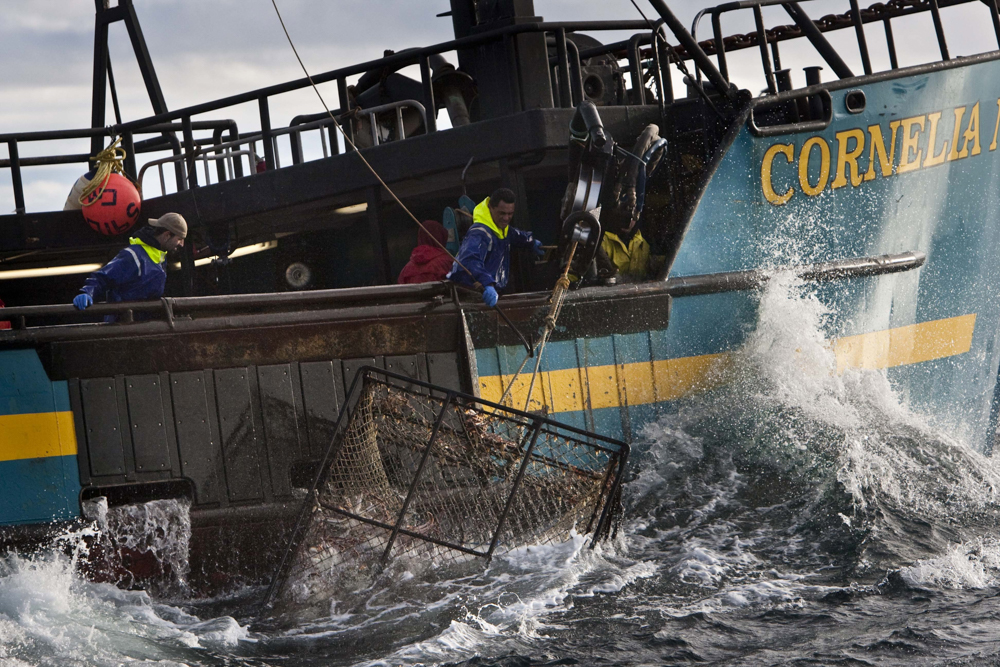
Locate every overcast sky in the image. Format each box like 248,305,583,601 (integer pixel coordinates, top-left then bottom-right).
1,0,996,213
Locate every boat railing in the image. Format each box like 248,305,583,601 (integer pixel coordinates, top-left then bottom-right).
1,19,680,213
0,250,926,344
691,0,1000,97
134,100,427,195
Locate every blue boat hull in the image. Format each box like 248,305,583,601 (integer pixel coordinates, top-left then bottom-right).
477,57,1000,453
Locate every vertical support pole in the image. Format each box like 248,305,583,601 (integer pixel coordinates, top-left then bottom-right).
928,0,950,61
121,0,168,114
419,56,437,133
883,19,898,70
121,131,137,181
651,30,665,109
567,40,584,107
106,57,123,126
90,4,110,157
182,115,198,189
212,129,227,182
754,6,777,95
849,0,872,75
337,77,355,152
555,28,572,109
366,185,392,284
228,126,244,178
712,12,728,80
627,34,647,105
769,41,782,72
8,141,25,215
381,393,454,563
259,95,275,170
988,0,1000,50
180,242,195,297
652,27,673,107
290,128,304,165
486,421,543,560
645,0,734,100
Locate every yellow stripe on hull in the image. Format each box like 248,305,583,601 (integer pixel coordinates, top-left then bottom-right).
480,314,976,414
833,314,976,373
0,411,78,462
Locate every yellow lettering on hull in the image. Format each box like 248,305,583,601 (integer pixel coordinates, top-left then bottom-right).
761,98,999,203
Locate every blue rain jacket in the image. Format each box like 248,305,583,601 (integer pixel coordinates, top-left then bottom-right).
447,197,534,290
80,236,168,305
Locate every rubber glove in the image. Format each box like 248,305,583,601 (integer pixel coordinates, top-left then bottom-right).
482,286,498,308
532,239,545,257
73,293,93,310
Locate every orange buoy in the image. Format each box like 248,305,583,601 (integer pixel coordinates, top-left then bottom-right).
82,173,141,236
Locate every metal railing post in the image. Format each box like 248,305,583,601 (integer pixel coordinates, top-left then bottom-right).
627,34,647,105
290,127,304,164
754,6,777,95
337,77,354,152
7,140,25,215
122,131,137,181
928,0,950,61
849,0,873,75
782,2,854,79
566,39,584,107
380,392,454,563
988,0,1000,50
485,421,543,560
555,28,572,109
883,18,899,70
258,95,275,170
228,126,243,178
419,56,437,133
645,0,734,100
712,11,728,80
182,115,198,189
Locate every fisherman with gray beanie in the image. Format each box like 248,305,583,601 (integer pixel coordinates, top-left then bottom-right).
73,213,188,317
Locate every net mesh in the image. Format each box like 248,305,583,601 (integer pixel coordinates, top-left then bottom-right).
264,369,628,613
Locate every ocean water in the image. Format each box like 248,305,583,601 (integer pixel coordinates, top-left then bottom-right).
5,275,1000,667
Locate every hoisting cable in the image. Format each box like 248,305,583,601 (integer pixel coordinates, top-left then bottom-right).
270,0,568,411
519,240,577,411
268,0,476,280
491,238,577,410
79,136,127,206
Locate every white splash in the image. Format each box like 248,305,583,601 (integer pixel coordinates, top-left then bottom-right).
901,538,1000,589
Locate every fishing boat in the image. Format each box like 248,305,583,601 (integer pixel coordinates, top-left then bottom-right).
2,0,998,594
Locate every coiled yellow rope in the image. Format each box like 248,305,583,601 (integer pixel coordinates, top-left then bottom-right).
79,137,127,206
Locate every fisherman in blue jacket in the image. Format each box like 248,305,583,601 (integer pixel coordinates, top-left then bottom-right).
73,212,187,316
447,188,542,307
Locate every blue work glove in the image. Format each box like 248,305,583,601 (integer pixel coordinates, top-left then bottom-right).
73,293,93,310
532,239,545,257
482,286,498,308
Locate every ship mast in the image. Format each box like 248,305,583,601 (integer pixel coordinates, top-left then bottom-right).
90,0,167,157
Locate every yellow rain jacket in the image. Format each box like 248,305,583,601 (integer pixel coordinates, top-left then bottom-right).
601,230,651,279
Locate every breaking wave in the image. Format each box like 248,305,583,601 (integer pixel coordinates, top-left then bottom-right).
5,274,1000,666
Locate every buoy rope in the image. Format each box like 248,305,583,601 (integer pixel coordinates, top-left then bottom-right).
268,0,477,281
79,136,127,206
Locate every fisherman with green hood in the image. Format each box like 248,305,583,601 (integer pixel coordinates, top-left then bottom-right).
447,188,542,306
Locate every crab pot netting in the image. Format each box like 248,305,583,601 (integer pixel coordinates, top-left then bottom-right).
269,370,628,610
